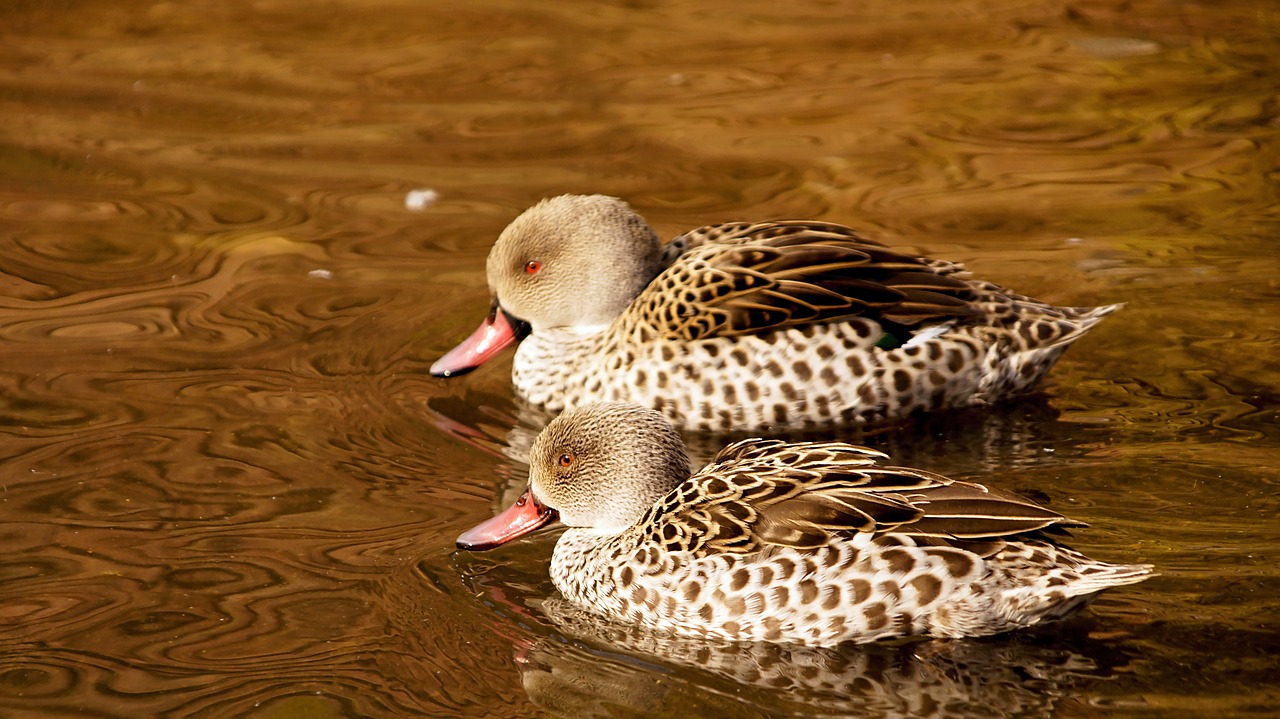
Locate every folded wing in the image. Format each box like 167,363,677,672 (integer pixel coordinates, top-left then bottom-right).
645,439,1076,557
632,221,982,341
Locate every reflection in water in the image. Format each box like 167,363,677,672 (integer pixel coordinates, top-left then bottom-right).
427,390,1096,511
519,629,1111,719
461,558,1137,719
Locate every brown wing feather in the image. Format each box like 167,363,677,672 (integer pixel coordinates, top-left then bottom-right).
646,440,1076,557
902,481,1080,539
635,221,981,341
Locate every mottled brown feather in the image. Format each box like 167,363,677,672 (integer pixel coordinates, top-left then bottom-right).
634,221,983,341
646,440,1077,558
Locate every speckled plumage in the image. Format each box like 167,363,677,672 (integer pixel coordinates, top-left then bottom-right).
433,195,1120,432
457,402,1153,647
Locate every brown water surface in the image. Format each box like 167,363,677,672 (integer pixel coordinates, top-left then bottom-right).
2,1,1278,717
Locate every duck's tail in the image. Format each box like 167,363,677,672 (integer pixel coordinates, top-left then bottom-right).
928,542,1154,639
1000,543,1155,627
976,300,1123,399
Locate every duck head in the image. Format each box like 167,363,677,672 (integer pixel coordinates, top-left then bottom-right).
430,195,665,377
456,402,691,550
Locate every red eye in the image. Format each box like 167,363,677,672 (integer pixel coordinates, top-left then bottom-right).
558,453,574,467
524,260,542,274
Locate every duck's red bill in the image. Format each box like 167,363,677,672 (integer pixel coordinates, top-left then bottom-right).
456,487,558,551
430,307,530,377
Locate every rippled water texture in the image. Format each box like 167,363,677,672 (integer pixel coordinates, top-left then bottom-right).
2,0,1278,717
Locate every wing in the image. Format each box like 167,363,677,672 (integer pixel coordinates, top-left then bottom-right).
642,439,1074,558
630,221,981,342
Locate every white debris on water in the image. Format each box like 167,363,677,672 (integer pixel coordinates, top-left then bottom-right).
405,188,440,212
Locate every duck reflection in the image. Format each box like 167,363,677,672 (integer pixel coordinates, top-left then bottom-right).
459,562,1130,719
424,390,1073,511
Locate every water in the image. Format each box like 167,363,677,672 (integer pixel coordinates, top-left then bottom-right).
2,0,1278,716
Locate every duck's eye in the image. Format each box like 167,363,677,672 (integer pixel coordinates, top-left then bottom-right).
524,260,542,274
558,453,574,467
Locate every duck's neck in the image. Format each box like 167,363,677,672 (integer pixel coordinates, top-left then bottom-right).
511,327,610,411
550,527,636,614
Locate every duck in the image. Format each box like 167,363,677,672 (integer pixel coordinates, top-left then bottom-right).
430,194,1119,432
456,401,1153,646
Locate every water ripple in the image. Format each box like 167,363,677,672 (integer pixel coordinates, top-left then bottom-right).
1,0,1277,716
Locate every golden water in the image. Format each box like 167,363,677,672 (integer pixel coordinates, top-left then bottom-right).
2,0,1278,716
